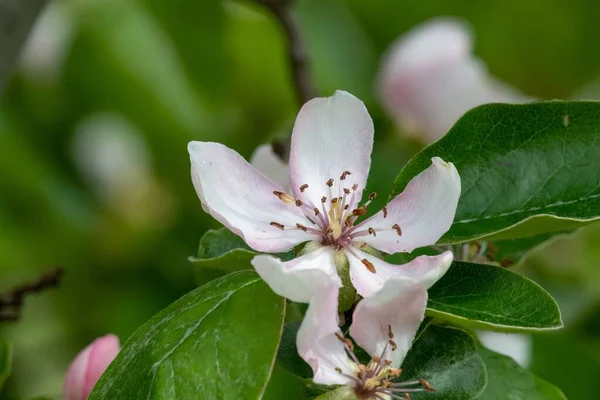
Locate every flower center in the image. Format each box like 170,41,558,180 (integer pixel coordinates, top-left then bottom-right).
334,327,435,400
270,171,402,274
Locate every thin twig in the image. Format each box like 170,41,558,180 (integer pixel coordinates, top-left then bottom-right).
0,266,65,322
257,0,317,106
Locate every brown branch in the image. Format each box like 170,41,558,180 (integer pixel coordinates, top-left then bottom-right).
0,266,65,322
258,0,317,106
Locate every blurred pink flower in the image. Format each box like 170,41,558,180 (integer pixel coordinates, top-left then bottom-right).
63,334,120,400
377,17,530,143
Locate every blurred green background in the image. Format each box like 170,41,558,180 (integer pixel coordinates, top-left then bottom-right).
2,0,600,398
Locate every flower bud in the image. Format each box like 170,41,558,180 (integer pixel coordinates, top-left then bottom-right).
63,334,120,400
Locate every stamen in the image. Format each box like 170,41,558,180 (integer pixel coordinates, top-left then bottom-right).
388,339,397,351
352,183,358,191
299,184,309,192
335,333,355,352
345,218,353,227
313,207,320,215
383,206,388,218
331,198,338,204
388,325,394,339
368,227,376,237
321,196,327,203
368,192,377,201
270,222,284,230
343,188,351,195
362,259,376,273
296,223,308,232
392,224,403,236
344,204,349,210
352,205,367,216
419,379,435,392
295,199,303,207
326,178,334,187
340,171,352,180
273,191,294,203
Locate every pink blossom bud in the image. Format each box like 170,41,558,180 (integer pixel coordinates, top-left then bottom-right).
63,334,120,400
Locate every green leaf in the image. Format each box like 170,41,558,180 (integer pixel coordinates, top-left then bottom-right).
392,101,600,244
89,271,286,400
427,261,562,332
401,324,487,399
190,228,293,281
0,340,11,390
476,347,566,399
490,231,572,267
276,321,312,379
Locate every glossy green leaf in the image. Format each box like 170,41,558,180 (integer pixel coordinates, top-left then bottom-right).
392,101,600,244
476,347,566,399
401,324,486,399
0,340,11,390
190,228,293,281
427,261,562,332
89,271,285,400
490,231,572,267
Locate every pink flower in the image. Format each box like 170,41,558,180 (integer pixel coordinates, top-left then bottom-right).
189,90,460,301
377,18,530,143
295,273,433,397
63,334,120,400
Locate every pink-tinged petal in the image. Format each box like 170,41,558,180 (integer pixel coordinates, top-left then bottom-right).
348,248,453,298
64,334,120,400
289,91,374,208
350,277,427,368
189,141,315,253
358,157,461,254
377,18,529,143
297,285,356,385
250,144,290,190
251,247,341,303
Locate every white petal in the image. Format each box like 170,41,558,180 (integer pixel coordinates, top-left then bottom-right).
350,276,427,367
478,331,532,367
289,91,374,208
358,157,461,254
251,247,341,303
377,17,529,143
348,248,453,298
297,284,356,385
249,144,290,190
189,141,315,252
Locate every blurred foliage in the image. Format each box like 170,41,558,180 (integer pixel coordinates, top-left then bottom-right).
1,0,600,398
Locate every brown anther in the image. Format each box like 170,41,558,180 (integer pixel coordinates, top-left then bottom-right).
419,379,435,392
270,222,284,230
368,227,376,237
344,204,349,210
388,339,397,351
340,171,352,180
321,196,327,203
345,218,353,227
368,192,377,201
371,356,381,363
382,206,388,218
299,184,309,192
388,367,402,379
352,183,358,191
334,367,342,373
362,259,376,273
359,242,369,249
326,178,334,187
331,198,338,204
352,205,367,216
296,223,307,232
335,333,355,352
273,191,293,203
325,227,333,235
392,224,403,236
314,207,320,215
343,188,350,195
384,359,393,366
295,199,303,207
388,325,394,339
